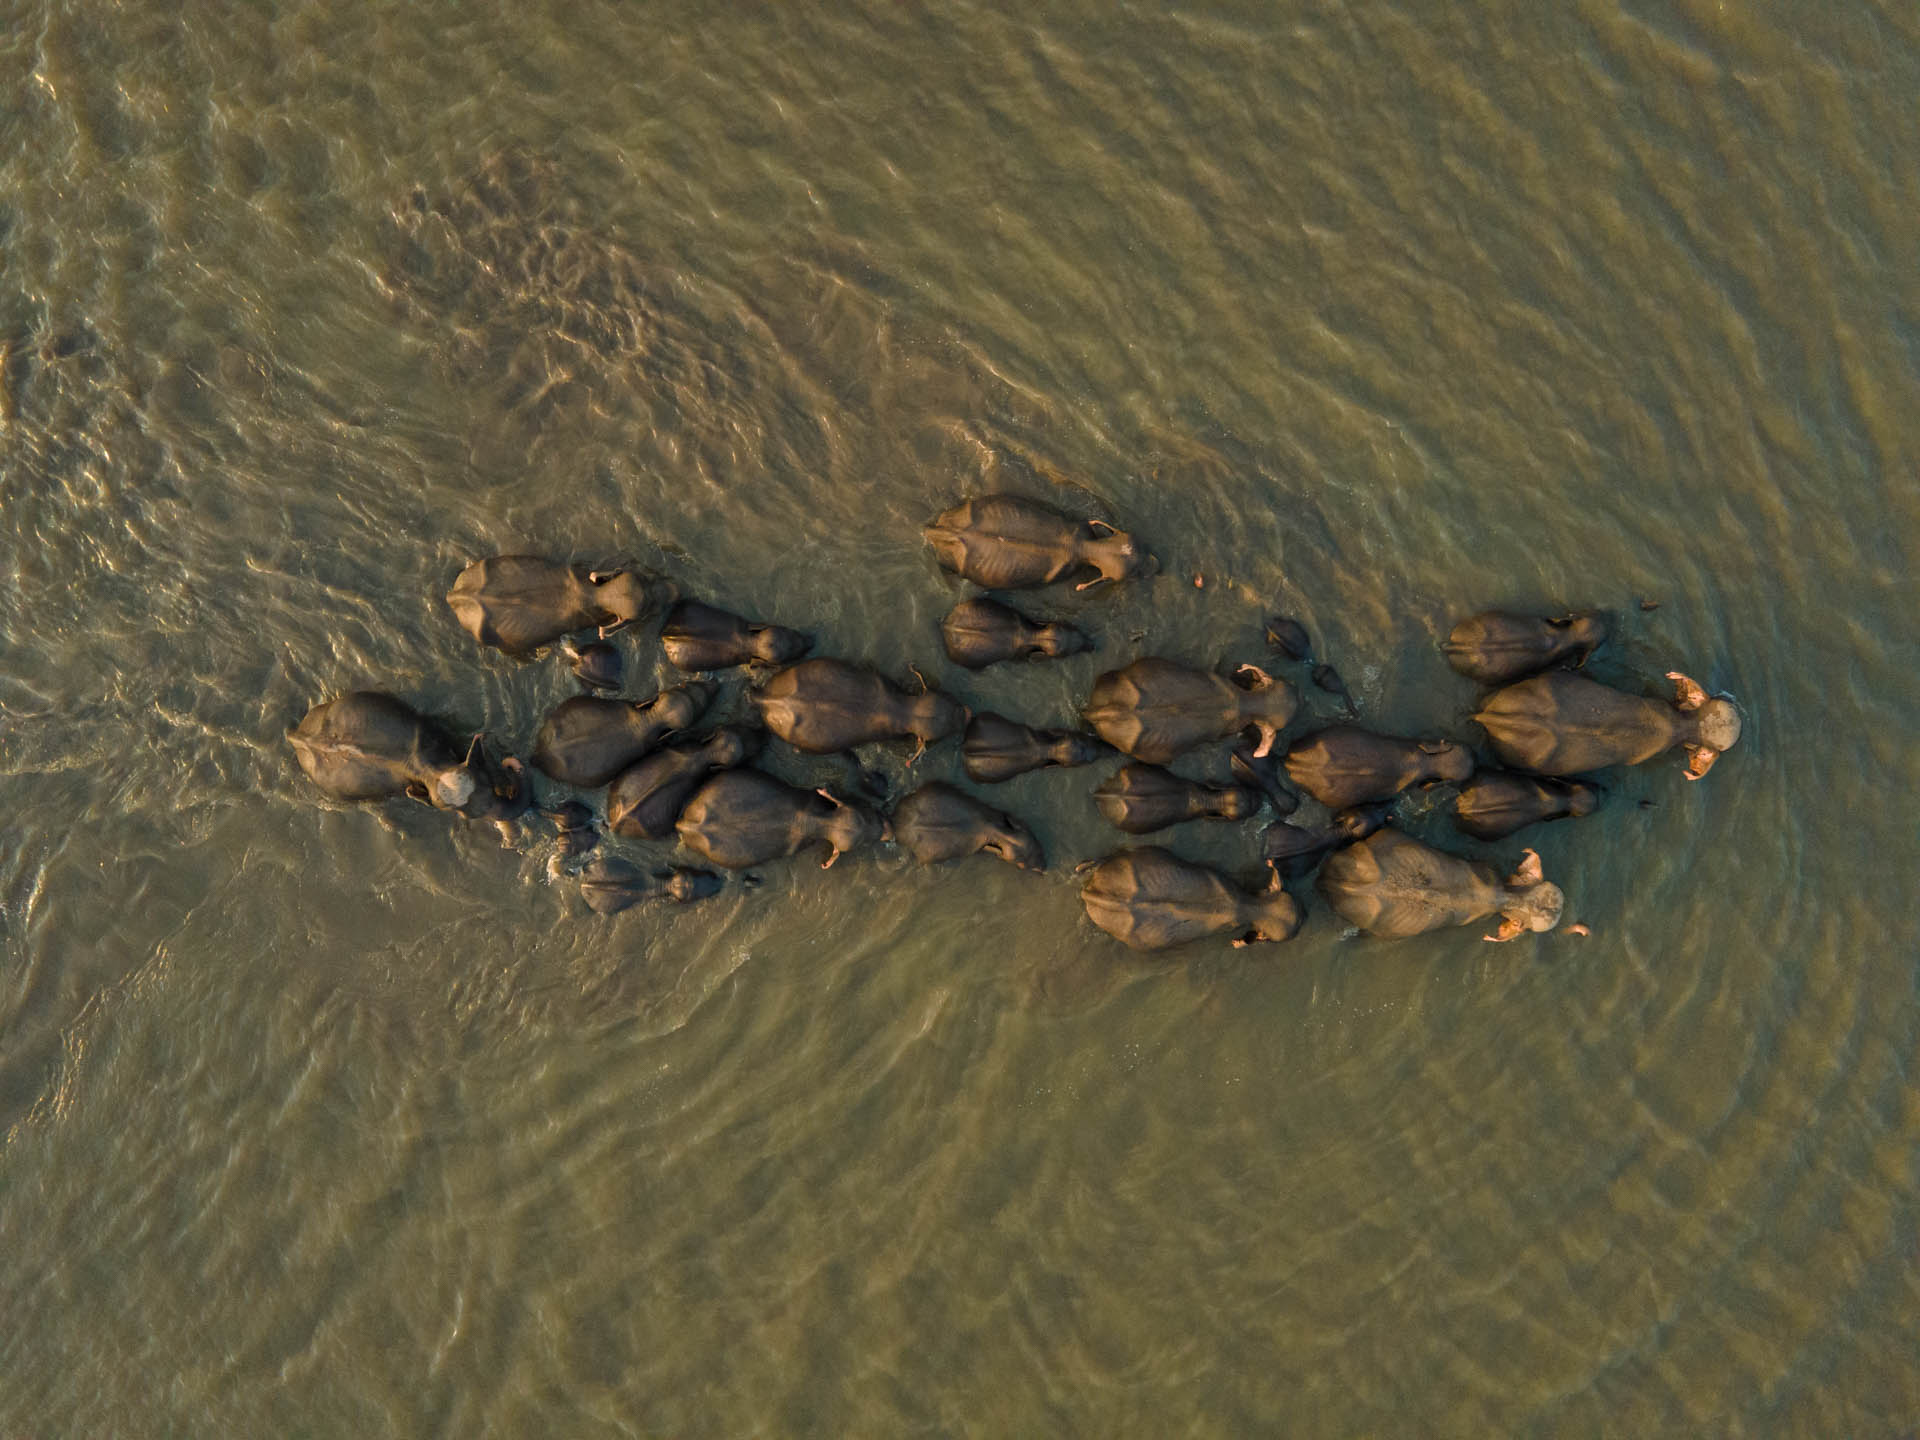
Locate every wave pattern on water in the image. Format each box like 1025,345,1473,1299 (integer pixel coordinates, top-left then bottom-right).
1,0,1918,1435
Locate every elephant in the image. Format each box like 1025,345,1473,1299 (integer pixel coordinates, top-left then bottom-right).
961,712,1107,784
1452,773,1600,841
676,770,887,869
550,800,599,857
1092,763,1263,833
1261,801,1393,878
531,683,715,788
891,783,1045,871
924,494,1156,590
446,556,663,652
1318,831,1564,940
1282,725,1474,809
1310,664,1357,716
754,658,966,758
577,855,725,914
606,727,763,840
1227,740,1300,817
289,692,529,823
939,597,1092,669
660,598,812,671
1082,658,1299,764
1442,611,1608,685
1260,618,1354,712
1079,848,1303,952
561,637,623,691
1473,670,1741,779
1264,615,1312,662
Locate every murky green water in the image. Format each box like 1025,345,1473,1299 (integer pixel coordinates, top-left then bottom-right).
3,1,1917,1434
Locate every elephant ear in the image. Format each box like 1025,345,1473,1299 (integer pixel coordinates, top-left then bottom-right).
1230,663,1274,691
1231,748,1299,816
1667,672,1708,713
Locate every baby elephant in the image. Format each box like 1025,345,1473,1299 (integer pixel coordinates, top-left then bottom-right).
939,597,1092,669
577,856,725,915
1474,671,1741,779
1319,831,1564,941
661,598,812,671
1092,764,1262,833
289,692,528,823
1080,848,1303,952
562,638,623,691
447,556,662,652
891,783,1045,871
1263,801,1393,878
1443,611,1608,685
532,683,715,788
962,713,1108,784
1083,658,1299,764
1283,726,1474,809
755,659,966,758
676,770,888,869
606,727,763,839
924,494,1156,590
1228,741,1300,816
1452,773,1599,841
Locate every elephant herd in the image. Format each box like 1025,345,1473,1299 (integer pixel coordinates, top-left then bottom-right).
290,493,1742,951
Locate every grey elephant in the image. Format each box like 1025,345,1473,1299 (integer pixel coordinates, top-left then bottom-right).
661,599,812,671
531,683,715,788
446,556,663,652
939,597,1092,669
961,713,1107,784
1474,671,1741,779
1282,726,1474,809
755,659,966,759
1079,848,1303,952
1442,610,1608,686
676,770,888,870
1082,658,1298,764
891,783,1045,871
606,727,763,839
924,494,1155,590
289,692,529,824
1092,764,1262,833
578,856,726,914
1262,801,1392,879
1451,773,1600,841
1318,831,1564,941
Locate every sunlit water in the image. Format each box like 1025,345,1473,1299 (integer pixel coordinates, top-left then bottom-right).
2,2,1917,1434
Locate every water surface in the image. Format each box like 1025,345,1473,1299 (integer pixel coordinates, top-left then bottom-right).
2,1,1917,1434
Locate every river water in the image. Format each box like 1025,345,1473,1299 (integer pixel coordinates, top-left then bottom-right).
2,1,1917,1434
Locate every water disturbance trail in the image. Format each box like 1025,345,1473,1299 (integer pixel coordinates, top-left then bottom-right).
1,1,1917,1434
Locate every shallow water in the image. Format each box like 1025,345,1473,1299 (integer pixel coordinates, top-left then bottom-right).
2,1,1917,1434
